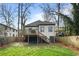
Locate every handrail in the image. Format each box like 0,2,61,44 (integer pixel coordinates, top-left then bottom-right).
38,32,47,37
38,32,49,43
38,32,49,39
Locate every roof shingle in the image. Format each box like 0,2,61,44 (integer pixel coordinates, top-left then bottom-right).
26,20,55,27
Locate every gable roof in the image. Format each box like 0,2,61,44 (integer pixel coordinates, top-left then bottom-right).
0,23,17,30
26,20,55,27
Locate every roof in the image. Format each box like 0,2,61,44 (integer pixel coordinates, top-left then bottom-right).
0,23,17,30
26,20,55,27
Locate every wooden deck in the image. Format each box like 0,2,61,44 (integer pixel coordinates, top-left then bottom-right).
25,32,38,35
24,32,50,44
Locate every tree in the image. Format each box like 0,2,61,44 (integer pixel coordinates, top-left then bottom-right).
40,4,62,26
18,3,21,37
57,3,60,32
40,3,79,35
40,4,54,22
56,3,79,35
18,3,32,37
0,4,14,27
72,3,79,35
0,4,15,38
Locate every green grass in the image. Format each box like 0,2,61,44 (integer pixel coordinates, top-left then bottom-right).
0,43,76,56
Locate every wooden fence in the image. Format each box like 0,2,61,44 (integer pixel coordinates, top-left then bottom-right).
57,36,79,48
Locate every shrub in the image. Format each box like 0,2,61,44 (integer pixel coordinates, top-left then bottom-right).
0,37,9,47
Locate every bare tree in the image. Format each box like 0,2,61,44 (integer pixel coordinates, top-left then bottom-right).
40,3,58,24
18,3,20,37
18,3,32,37
0,3,16,38
40,4,52,21
57,3,60,32
0,4,14,27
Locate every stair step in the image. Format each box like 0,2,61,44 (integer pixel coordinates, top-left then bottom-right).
38,36,50,43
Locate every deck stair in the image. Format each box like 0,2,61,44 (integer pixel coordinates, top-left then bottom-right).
38,32,50,44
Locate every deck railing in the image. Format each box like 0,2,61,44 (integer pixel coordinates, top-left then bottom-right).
25,30,50,43
26,30,37,35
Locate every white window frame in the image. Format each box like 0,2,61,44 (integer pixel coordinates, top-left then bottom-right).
48,26,53,32
40,26,44,32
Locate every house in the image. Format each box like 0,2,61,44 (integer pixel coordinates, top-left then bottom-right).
0,23,18,37
25,20,56,44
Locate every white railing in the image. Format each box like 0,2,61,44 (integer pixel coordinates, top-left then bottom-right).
38,32,50,43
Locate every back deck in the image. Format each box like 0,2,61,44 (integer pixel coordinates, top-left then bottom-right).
24,34,56,44
24,35,48,44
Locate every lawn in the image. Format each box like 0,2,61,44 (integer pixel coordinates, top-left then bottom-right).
0,43,76,56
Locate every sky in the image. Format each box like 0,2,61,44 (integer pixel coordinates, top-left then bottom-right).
0,3,72,29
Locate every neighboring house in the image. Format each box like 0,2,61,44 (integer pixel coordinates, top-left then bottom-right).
0,23,18,37
25,20,55,43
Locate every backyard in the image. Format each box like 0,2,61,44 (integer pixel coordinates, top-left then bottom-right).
0,42,77,56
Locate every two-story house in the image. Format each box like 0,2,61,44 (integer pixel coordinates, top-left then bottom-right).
25,20,56,44
0,23,18,37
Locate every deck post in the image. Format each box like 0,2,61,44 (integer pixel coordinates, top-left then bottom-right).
54,36,55,43
37,35,38,45
37,28,39,45
41,38,42,43
28,35,29,44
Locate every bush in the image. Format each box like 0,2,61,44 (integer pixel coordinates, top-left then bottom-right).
0,37,9,47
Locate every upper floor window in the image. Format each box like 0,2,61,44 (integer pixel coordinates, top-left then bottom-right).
40,26,44,32
5,26,7,30
13,34,15,37
13,29,15,32
4,32,7,36
0,31,3,35
48,26,53,32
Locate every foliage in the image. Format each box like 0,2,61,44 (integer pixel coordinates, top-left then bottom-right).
0,37,14,46
0,37,8,46
57,3,79,35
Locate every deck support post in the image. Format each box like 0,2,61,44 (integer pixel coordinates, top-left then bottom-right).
37,27,39,45
28,35,29,44
54,36,55,43
37,35,38,45
41,38,42,44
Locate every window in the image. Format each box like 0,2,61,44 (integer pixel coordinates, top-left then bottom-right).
5,26,7,30
48,26,53,32
40,26,44,32
13,29,15,32
4,32,7,36
29,28,32,32
10,33,11,37
0,31,3,35
10,28,11,31
13,34,15,37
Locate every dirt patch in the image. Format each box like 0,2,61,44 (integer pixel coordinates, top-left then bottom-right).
57,42,79,55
